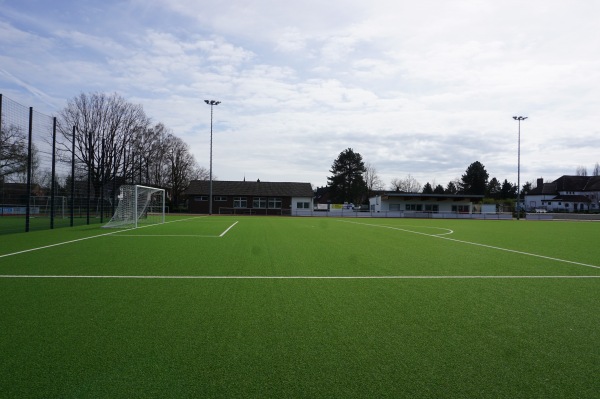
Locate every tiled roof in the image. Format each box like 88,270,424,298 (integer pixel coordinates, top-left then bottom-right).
528,182,557,195
554,175,594,191
529,176,600,195
583,176,600,191
184,180,314,197
551,194,592,203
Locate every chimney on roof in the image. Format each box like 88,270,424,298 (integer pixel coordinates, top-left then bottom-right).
537,178,544,188
257,179,260,183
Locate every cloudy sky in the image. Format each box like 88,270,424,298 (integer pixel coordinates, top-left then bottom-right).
2,0,599,189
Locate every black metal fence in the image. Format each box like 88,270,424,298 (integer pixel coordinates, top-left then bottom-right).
0,94,113,235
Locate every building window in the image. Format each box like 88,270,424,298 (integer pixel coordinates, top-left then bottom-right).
194,196,208,201
296,201,310,209
233,197,247,208
215,196,227,202
253,197,266,208
406,204,422,211
389,204,401,211
424,204,439,212
268,197,282,209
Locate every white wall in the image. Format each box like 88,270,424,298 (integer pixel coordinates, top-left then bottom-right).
291,197,313,211
369,196,474,213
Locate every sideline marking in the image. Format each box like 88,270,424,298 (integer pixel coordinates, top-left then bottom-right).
340,220,600,270
393,225,453,236
1,275,599,279
0,217,204,259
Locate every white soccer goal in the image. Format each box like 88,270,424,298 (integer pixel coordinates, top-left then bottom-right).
103,185,165,228
31,196,67,218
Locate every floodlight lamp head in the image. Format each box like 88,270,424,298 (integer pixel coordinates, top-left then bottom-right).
205,100,221,106
204,100,210,104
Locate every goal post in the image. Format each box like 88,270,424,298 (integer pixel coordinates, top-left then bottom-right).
103,185,165,228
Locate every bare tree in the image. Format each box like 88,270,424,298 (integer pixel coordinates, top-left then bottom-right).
191,166,210,181
576,165,588,176
57,92,151,191
364,162,385,193
390,174,422,193
56,92,212,211
0,123,28,181
165,134,200,208
593,162,600,176
142,122,172,187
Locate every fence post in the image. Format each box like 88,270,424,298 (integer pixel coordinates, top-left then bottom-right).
87,132,91,225
70,126,75,226
0,94,2,218
100,137,105,223
50,117,57,229
25,107,33,232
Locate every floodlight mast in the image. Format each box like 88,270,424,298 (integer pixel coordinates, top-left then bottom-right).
205,100,221,215
513,116,527,220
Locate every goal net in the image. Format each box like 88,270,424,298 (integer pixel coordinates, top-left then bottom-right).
31,196,68,218
103,185,165,228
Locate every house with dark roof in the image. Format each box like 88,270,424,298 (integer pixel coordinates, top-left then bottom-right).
184,180,314,215
525,176,600,212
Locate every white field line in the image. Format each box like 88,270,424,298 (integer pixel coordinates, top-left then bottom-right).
114,235,222,238
1,275,600,279
219,221,238,237
340,220,600,270
113,220,238,238
0,216,204,259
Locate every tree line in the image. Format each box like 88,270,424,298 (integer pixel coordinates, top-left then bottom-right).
326,147,586,205
1,92,207,209
57,92,209,209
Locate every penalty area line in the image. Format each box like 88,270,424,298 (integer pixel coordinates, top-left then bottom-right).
220,221,239,237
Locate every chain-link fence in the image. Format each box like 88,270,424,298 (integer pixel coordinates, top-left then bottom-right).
1,94,113,235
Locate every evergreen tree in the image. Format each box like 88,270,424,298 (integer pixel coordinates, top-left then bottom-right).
459,161,488,195
445,181,458,194
433,184,445,194
327,148,367,204
422,182,433,194
486,177,501,198
500,179,516,199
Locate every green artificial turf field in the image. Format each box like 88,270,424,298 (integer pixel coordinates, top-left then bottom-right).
1,216,599,398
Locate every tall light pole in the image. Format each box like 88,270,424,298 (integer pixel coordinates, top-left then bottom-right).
205,100,221,215
513,116,527,220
